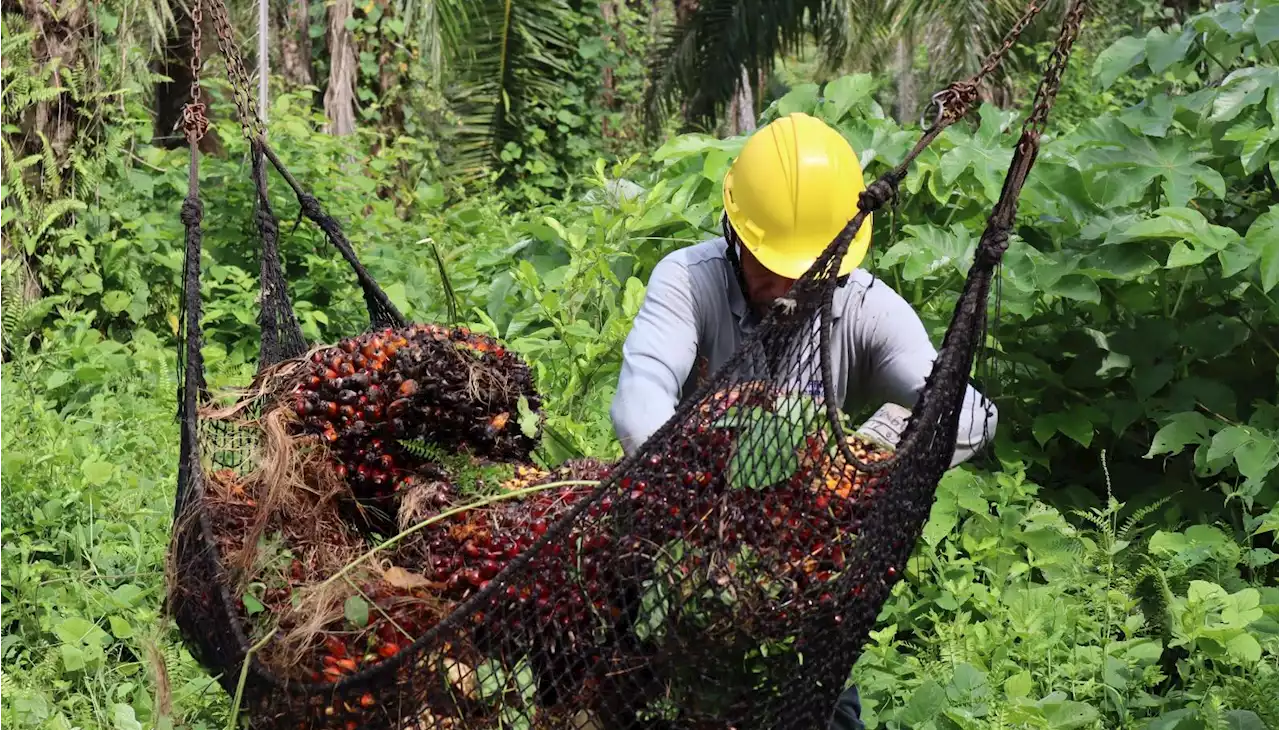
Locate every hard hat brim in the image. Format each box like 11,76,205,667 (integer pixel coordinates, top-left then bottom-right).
729,210,873,281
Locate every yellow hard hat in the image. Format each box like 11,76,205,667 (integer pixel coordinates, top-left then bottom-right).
722,112,871,280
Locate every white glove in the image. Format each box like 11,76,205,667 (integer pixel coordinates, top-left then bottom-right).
853,403,912,453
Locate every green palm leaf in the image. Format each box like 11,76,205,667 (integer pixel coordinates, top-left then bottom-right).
442,0,576,189
643,0,847,136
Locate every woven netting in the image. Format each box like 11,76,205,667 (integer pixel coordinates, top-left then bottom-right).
166,3,1088,724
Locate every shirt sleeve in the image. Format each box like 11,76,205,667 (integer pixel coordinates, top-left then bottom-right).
610,256,702,457
855,282,998,468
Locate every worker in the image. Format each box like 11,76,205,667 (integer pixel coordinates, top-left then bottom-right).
609,112,998,729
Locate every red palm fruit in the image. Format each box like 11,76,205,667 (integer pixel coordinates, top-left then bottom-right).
336,657,358,673
397,379,419,397
359,693,375,708
322,666,343,681
322,655,340,669
324,636,347,658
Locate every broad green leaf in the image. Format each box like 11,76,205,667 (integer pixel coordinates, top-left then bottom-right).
113,703,143,730
881,223,974,280
1244,206,1279,292
622,277,645,317
1224,632,1262,664
1226,711,1269,730
82,460,114,486
1082,120,1225,206
775,83,821,117
108,616,133,639
1145,27,1193,74
1234,438,1278,481
1094,36,1146,90
61,643,86,672
1039,698,1100,729
1243,128,1275,173
901,680,948,724
344,595,369,628
1255,4,1279,47
1047,274,1101,303
1146,412,1215,458
1033,408,1096,447
1210,68,1278,123
818,74,876,123
516,396,540,439
1005,671,1033,698
242,595,265,615
383,282,410,316
938,128,1013,202
1109,207,1240,267
102,290,130,314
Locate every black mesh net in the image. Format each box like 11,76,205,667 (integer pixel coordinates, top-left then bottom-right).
166,3,1088,725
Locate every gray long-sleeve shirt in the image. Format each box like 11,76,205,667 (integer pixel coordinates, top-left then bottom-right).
610,238,998,467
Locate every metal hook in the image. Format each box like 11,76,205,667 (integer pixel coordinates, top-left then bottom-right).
919,90,948,130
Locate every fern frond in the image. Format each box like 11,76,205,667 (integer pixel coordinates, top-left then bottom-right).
1118,496,1174,543
32,198,86,243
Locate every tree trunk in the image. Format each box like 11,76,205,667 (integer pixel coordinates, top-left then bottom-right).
601,0,620,137
22,0,88,159
725,66,755,136
152,6,224,153
278,0,313,87
323,0,357,135
894,36,917,126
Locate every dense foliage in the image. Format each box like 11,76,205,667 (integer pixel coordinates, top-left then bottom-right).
2,1,1277,729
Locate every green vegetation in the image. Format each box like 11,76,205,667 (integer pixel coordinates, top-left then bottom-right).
2,0,1276,728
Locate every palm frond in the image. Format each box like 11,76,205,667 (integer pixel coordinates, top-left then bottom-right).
643,0,845,136
442,0,576,189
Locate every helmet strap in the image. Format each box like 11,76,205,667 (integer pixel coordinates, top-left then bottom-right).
721,215,753,311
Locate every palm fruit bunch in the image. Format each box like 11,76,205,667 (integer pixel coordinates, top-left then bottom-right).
395,458,619,613
607,383,894,639
287,324,542,530
390,458,634,709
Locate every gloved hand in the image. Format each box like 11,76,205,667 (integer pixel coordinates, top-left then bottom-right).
853,402,911,453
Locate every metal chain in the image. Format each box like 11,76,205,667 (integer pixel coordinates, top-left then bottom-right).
1022,0,1088,137
206,0,264,141
181,0,210,143
920,0,1044,129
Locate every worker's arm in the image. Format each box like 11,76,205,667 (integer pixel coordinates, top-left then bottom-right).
854,283,997,467
610,257,702,457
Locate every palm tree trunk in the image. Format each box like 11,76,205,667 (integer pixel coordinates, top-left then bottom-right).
725,66,755,136
323,0,357,135
278,0,313,88
894,35,917,126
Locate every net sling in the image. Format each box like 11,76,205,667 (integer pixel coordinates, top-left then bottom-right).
166,1,1089,727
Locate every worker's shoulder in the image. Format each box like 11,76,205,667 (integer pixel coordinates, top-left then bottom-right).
655,238,729,271
834,268,914,316
650,238,730,287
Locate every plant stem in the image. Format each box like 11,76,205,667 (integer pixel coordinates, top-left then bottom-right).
227,626,277,730
316,480,601,594
1169,268,1192,318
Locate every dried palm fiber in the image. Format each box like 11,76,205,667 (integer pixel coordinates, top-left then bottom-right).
165,0,1091,727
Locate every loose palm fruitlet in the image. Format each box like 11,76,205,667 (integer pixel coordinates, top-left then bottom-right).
288,324,542,527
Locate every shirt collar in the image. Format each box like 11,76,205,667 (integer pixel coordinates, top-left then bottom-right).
722,240,851,326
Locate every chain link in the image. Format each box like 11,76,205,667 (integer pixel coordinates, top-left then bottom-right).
181,0,210,143
920,0,1044,129
1022,0,1088,137
207,0,264,142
